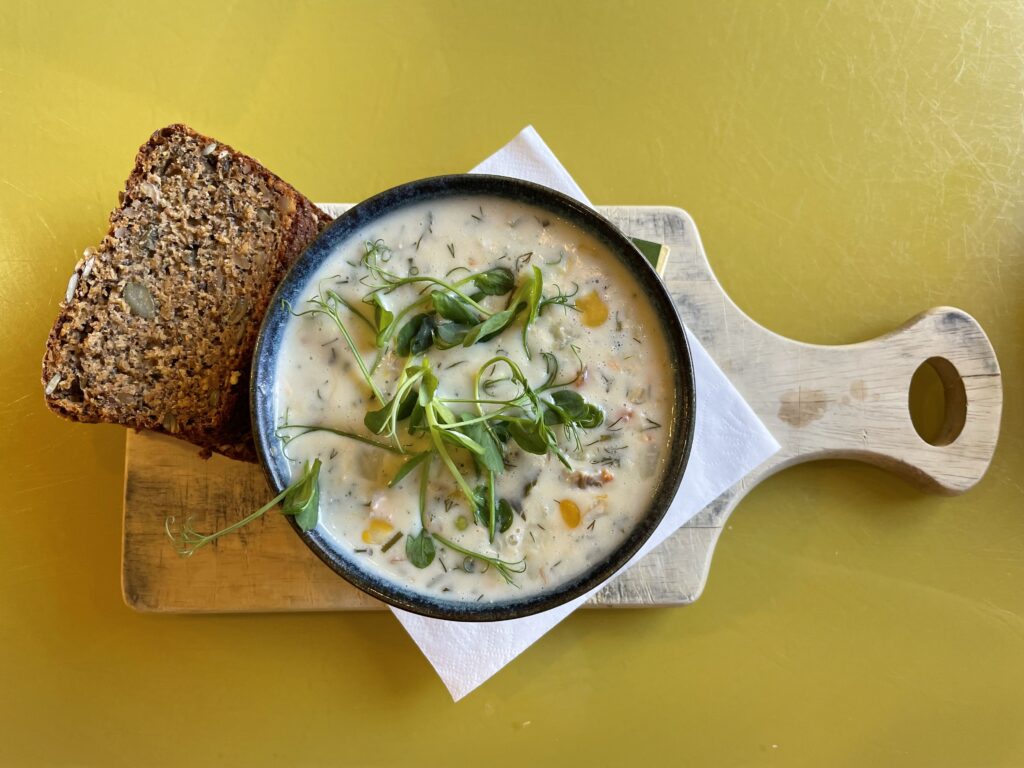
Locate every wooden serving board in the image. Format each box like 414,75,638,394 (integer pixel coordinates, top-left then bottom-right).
122,205,1003,612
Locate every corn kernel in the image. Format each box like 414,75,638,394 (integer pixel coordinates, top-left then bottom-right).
576,290,609,327
361,518,394,544
559,499,581,528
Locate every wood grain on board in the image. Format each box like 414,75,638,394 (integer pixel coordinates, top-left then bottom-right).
122,205,1002,613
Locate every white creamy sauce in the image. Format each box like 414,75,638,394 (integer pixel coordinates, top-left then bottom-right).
274,196,674,602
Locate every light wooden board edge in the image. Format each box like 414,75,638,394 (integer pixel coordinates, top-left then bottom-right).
122,205,1003,612
607,205,1002,600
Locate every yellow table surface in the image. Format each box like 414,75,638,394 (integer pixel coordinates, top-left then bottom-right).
2,1,1022,765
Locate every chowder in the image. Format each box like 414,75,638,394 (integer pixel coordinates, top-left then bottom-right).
274,195,675,602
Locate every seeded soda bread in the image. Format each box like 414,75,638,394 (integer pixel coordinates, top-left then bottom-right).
41,124,331,461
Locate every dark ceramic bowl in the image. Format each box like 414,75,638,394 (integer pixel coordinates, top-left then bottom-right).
251,174,696,621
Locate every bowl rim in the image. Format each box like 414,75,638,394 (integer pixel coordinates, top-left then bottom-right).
251,173,696,621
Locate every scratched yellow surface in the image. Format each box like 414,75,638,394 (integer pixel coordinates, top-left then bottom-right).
1,1,1022,765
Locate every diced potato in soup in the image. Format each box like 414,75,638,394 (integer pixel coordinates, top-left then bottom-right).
275,196,673,601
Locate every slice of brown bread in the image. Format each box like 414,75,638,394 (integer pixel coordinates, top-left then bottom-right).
41,124,332,461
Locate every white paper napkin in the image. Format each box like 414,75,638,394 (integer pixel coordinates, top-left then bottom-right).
392,127,780,701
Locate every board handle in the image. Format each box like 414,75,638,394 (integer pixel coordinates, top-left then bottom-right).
773,306,1002,494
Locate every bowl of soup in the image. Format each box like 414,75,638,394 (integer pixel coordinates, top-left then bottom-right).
251,174,695,621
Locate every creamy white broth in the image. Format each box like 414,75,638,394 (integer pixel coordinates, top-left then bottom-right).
274,196,673,602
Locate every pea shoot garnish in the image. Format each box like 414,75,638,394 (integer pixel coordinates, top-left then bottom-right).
166,459,322,557
168,234,607,590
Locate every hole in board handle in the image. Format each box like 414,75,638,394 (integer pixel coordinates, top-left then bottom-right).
909,357,967,446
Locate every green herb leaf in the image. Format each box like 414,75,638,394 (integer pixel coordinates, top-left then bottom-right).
432,291,480,325
438,427,485,456
521,265,543,358
471,484,488,527
409,314,437,356
396,388,418,420
541,390,603,431
496,498,514,533
292,492,319,534
405,529,436,568
407,401,427,433
363,403,392,435
431,399,457,426
462,308,516,346
460,418,504,474
469,480,507,540
507,419,549,455
577,404,605,429
473,267,515,296
368,294,394,346
489,420,511,444
396,313,437,356
389,451,432,488
362,372,420,440
548,389,588,421
419,363,439,404
281,459,322,532
433,321,471,349
505,272,531,313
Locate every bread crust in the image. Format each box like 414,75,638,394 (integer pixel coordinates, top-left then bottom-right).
41,124,331,462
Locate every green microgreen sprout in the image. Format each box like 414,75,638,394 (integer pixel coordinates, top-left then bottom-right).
277,423,405,458
430,532,526,586
358,239,564,363
230,240,607,587
285,281,384,403
540,282,580,314
166,459,322,556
